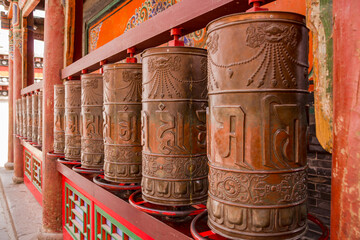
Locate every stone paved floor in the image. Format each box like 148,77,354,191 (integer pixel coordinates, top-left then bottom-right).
0,168,42,240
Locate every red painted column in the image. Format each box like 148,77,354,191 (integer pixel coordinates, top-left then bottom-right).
12,0,24,184
26,13,34,87
73,0,83,61
331,0,360,239
5,26,14,171
37,0,65,238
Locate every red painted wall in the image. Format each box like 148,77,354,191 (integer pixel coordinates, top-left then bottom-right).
332,0,360,239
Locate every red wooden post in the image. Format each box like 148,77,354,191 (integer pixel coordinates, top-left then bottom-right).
38,0,65,238
331,1,360,239
26,13,34,87
6,26,14,170
12,0,24,183
73,0,83,61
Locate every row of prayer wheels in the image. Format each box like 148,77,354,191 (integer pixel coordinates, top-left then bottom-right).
53,11,309,239
15,91,43,147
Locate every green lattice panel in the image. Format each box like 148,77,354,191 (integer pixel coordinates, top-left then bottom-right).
95,205,141,240
65,183,91,240
24,150,31,180
32,156,41,192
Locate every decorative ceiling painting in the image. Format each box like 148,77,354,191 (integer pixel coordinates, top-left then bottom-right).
86,0,207,53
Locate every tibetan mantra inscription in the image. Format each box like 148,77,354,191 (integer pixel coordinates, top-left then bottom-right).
54,84,65,154
64,81,81,161
141,47,208,206
22,96,26,137
206,12,309,239
38,91,43,146
103,63,142,183
26,94,32,140
81,74,104,169
31,94,38,144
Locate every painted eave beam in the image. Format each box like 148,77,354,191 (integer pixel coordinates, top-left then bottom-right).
61,0,275,78
22,0,40,17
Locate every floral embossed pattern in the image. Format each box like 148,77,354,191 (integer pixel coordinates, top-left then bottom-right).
208,167,307,206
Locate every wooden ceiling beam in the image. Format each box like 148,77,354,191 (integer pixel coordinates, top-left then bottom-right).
61,0,274,78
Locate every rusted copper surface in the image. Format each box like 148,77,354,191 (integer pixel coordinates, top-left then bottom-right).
18,99,22,136
26,94,32,140
64,81,81,161
81,74,104,169
16,99,20,136
141,47,208,206
206,12,309,239
38,91,43,146
31,94,38,143
54,85,65,154
103,63,142,183
22,96,26,137
15,100,17,135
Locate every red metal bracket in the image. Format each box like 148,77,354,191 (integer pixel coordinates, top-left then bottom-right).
190,211,330,240
168,28,184,47
100,60,108,74
246,0,268,12
47,151,65,158
129,190,206,218
57,157,80,165
93,175,141,191
81,69,88,74
66,76,81,81
126,47,137,63
72,165,104,175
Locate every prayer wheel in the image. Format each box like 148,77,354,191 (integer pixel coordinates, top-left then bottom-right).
206,12,309,239
16,99,20,136
22,96,26,137
64,81,81,161
32,93,38,143
81,74,104,169
26,94,32,140
103,63,142,183
38,91,43,146
54,84,65,154
18,99,21,135
141,47,208,206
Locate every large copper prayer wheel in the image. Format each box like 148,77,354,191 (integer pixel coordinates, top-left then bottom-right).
38,91,43,146
22,96,26,137
26,94,32,140
206,12,309,239
103,63,142,183
16,99,20,136
141,47,208,206
54,84,65,154
17,99,21,135
64,81,81,161
31,94,38,143
81,74,104,169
